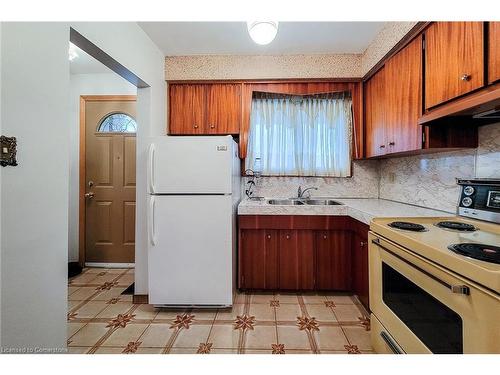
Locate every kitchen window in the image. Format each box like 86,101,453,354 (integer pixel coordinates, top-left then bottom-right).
246,92,353,177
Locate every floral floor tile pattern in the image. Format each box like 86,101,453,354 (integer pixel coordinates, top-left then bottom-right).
67,268,373,354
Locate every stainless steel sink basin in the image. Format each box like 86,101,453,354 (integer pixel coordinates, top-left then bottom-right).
266,198,343,206
249,196,266,201
304,199,343,205
267,199,304,205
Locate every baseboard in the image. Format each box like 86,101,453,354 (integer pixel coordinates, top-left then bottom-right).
85,262,135,268
133,294,149,304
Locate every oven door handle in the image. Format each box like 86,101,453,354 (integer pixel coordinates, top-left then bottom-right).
380,331,404,354
371,238,471,296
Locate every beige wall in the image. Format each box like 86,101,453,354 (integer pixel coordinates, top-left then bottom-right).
164,22,417,80
166,54,362,80
361,21,418,75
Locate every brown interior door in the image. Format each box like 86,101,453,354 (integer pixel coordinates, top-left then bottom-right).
424,22,484,109
84,99,136,263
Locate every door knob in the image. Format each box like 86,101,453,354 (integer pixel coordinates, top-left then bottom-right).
84,192,95,199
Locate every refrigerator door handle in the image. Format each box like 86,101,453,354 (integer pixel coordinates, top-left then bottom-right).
148,143,155,193
149,196,157,246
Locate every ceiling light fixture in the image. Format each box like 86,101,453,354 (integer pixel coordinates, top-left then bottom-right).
68,42,79,61
247,21,279,45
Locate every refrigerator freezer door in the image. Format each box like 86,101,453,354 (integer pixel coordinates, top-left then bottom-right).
149,136,236,194
148,195,233,306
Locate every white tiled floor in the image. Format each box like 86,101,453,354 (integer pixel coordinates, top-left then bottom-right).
67,267,373,354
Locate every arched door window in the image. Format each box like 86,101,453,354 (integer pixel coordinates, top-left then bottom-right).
97,113,137,133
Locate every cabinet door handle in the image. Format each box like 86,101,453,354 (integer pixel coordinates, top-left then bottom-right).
323,235,327,240
210,124,215,129
380,145,386,148
194,124,199,129
360,241,366,247
389,141,395,146
267,235,271,239
286,235,290,239
461,74,471,81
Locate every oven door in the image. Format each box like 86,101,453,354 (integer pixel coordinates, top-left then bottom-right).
369,232,500,354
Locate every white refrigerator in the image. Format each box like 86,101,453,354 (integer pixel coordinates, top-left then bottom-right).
147,136,240,307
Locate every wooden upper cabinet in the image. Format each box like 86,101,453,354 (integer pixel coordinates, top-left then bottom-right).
424,22,484,109
488,22,500,84
169,84,206,134
206,84,241,134
384,35,423,154
168,83,241,135
364,67,386,157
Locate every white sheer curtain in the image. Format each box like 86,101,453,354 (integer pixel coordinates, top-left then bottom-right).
246,92,353,177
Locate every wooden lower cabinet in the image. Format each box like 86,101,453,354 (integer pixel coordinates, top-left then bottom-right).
351,221,370,308
279,230,315,290
315,230,351,290
238,215,370,310
239,229,278,289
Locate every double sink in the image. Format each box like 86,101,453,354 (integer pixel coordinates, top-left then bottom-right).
259,198,343,206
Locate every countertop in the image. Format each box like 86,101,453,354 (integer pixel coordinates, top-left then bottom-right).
238,198,454,225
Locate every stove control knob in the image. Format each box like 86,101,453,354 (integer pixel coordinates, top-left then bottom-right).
462,197,473,207
463,186,475,196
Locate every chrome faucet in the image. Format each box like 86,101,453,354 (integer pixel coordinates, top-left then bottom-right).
297,186,318,199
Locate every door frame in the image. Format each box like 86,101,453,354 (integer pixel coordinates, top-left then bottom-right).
78,95,137,266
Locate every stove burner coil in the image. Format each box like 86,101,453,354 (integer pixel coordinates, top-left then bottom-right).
448,243,500,264
436,221,477,232
388,221,427,232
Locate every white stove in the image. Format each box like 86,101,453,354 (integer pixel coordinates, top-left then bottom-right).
368,178,500,354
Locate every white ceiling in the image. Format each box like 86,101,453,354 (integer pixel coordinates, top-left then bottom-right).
69,43,113,74
139,22,387,56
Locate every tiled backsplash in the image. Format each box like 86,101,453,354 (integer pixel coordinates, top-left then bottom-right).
246,160,380,199
245,123,500,214
476,122,500,178
379,122,500,213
